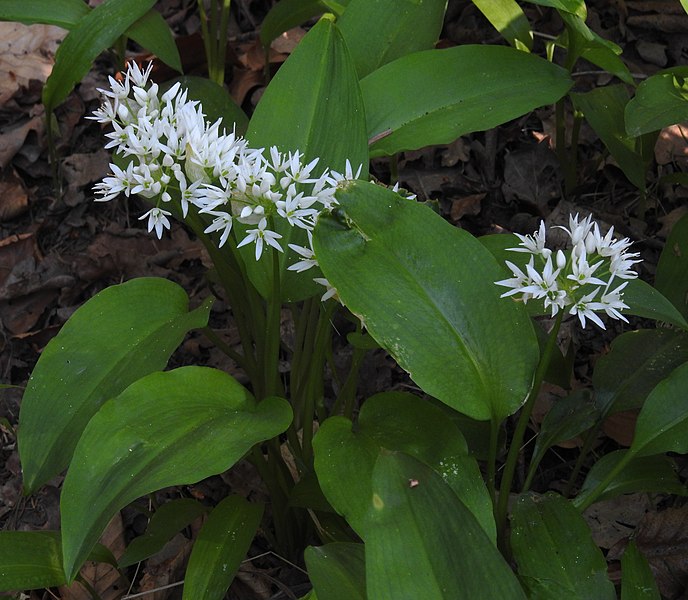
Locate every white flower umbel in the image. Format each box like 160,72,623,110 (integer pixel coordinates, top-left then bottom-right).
91,62,360,264
495,214,641,329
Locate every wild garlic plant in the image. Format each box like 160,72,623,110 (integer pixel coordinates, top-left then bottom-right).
496,213,640,329
90,62,353,285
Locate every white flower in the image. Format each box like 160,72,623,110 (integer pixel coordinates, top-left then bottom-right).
508,221,551,259
569,290,606,329
139,207,171,239
496,213,641,329
203,211,234,248
314,277,338,301
236,218,283,260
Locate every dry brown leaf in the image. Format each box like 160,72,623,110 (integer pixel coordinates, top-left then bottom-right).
612,507,688,599
603,409,637,447
655,123,688,168
583,493,653,549
450,193,485,222
0,169,29,221
0,233,37,289
657,206,688,239
502,142,561,208
0,113,44,169
271,27,307,55
0,23,63,106
136,533,193,600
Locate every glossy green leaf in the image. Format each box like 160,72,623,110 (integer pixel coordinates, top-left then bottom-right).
571,85,645,190
361,45,572,157
0,532,65,591
577,450,686,504
18,277,212,494
260,0,325,48
631,361,688,457
182,496,263,600
655,211,688,320
163,76,248,134
314,392,495,541
245,17,368,301
621,541,661,600
593,328,688,414
0,532,115,592
523,0,585,16
365,452,525,599
314,182,539,421
126,9,182,74
0,0,89,28
625,68,688,136
559,12,632,83
511,492,615,599
119,498,208,568
472,0,533,50
305,543,366,600
338,0,447,78
623,279,688,330
42,0,157,114
60,367,292,581
530,390,598,473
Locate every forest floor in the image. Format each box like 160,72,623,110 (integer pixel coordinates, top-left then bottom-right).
1,0,688,598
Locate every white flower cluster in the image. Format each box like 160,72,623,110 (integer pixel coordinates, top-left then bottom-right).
495,214,641,329
90,62,359,267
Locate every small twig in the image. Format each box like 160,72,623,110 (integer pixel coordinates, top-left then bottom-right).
121,580,184,599
243,550,308,576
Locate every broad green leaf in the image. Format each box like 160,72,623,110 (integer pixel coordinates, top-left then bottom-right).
182,496,263,600
314,182,539,421
472,0,533,50
0,532,115,592
245,16,368,301
126,9,182,74
593,328,688,414
337,0,447,78
625,68,688,136
314,392,495,540
361,45,572,157
0,532,65,591
0,0,89,28
631,361,688,457
305,543,366,600
511,492,615,600
60,367,292,581
260,0,325,48
523,0,585,16
530,390,598,472
655,211,688,320
623,279,688,330
621,541,661,600
559,12,633,83
119,498,208,568
162,76,248,134
18,277,211,493
570,85,646,191
42,0,157,114
365,453,525,599
577,450,686,504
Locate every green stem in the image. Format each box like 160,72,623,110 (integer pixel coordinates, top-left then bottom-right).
572,450,635,512
487,416,500,506
197,0,213,76
262,246,282,399
495,311,563,553
215,0,232,85
201,326,246,368
563,420,602,498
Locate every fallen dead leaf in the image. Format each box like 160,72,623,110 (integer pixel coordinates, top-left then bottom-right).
449,193,485,222
270,27,307,55
0,112,44,169
502,142,561,209
603,409,637,447
0,23,64,106
610,506,688,599
583,493,654,549
655,123,688,168
657,205,688,239
0,169,29,221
